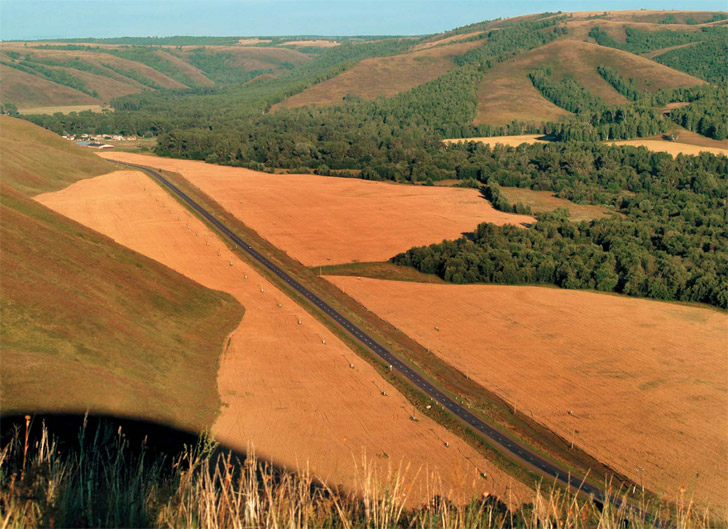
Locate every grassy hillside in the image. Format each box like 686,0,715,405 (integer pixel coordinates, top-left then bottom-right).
274,39,481,109
0,42,311,110
474,38,704,125
0,115,115,195
0,116,244,430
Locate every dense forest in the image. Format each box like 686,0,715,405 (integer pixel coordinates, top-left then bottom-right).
588,25,728,83
393,142,728,308
18,13,727,170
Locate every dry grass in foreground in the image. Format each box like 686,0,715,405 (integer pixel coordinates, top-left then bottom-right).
1,420,717,529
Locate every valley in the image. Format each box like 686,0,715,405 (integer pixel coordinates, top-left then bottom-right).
2,6,727,527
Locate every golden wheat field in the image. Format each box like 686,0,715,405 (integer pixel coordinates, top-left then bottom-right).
36,169,531,505
326,277,728,511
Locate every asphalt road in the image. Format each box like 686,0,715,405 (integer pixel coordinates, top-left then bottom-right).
114,160,609,502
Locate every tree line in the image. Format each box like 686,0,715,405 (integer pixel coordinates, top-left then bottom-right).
394,142,728,308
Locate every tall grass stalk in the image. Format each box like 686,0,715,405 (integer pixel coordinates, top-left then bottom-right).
0,421,717,528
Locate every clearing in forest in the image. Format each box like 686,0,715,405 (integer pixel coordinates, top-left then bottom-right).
445,133,728,158
326,276,728,510
99,152,534,266
37,169,530,505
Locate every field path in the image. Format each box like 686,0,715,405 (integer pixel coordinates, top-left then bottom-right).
98,152,534,266
36,170,530,504
327,277,728,510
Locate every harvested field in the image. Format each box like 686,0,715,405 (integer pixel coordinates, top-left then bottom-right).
36,169,530,504
326,277,728,510
443,135,550,147
610,138,728,157
99,152,534,266
274,40,482,109
445,133,728,157
665,129,728,150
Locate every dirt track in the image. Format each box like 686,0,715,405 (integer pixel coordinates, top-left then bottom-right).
99,152,534,266
36,170,531,504
327,277,728,510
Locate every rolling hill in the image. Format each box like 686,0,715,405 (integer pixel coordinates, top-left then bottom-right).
474,37,704,125
262,9,720,126
0,116,244,431
0,42,311,111
272,39,482,109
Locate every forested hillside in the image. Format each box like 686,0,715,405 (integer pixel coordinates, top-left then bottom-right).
393,142,728,308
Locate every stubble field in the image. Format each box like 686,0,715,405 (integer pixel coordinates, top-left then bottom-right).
98,152,534,266
36,169,531,504
326,277,728,510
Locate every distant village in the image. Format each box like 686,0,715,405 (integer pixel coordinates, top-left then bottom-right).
63,133,137,149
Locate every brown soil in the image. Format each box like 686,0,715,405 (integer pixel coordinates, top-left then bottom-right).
273,40,483,110
36,170,531,504
326,277,728,510
99,152,534,266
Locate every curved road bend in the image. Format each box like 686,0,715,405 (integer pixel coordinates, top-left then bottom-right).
114,160,609,503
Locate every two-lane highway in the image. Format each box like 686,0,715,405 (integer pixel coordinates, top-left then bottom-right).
114,160,608,502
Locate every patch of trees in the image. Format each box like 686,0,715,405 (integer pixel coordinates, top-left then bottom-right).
589,25,728,83
596,66,644,101
588,25,705,54
455,17,568,69
668,85,728,140
653,34,728,83
102,48,202,87
528,68,666,140
177,48,275,84
393,143,728,308
480,181,533,215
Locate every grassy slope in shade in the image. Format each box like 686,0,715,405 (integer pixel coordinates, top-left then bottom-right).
0,116,244,431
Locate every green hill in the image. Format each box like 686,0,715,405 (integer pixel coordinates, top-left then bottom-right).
0,116,244,430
